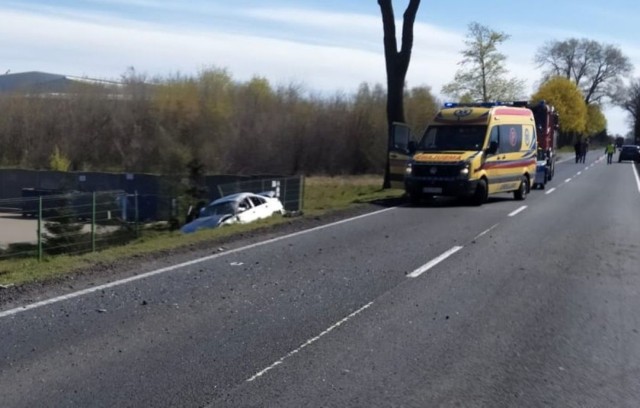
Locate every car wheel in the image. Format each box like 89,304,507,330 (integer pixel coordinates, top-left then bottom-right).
514,176,528,200
471,179,488,206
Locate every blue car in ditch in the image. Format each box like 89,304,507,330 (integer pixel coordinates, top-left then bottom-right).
181,191,285,234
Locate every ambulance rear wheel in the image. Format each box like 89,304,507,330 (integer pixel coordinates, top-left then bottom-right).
514,176,528,200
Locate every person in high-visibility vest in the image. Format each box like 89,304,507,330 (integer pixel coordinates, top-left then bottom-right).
605,142,616,165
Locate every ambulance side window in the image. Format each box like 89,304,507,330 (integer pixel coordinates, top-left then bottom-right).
488,126,499,154
498,124,522,153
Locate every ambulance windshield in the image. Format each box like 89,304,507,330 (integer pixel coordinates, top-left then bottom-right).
418,125,487,151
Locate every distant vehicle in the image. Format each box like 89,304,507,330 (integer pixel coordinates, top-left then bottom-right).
618,145,640,163
533,149,550,189
181,191,285,234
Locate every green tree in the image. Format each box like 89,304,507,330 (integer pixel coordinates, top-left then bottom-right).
49,145,71,171
532,76,587,146
404,85,439,135
585,104,607,138
442,22,525,102
43,195,86,255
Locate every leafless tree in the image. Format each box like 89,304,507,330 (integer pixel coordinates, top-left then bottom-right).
621,79,640,143
535,38,633,105
378,0,421,187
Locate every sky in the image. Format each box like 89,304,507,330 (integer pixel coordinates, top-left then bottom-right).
2,0,640,136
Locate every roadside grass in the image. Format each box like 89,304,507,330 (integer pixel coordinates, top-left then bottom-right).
0,176,404,286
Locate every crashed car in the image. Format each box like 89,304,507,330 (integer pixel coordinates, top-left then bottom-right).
181,192,285,234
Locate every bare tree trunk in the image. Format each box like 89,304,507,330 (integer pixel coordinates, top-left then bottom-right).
378,0,421,188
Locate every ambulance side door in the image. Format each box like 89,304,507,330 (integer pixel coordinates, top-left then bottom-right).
484,125,506,194
388,122,414,189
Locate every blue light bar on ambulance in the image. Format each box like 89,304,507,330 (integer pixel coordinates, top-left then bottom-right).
442,101,529,108
443,101,500,108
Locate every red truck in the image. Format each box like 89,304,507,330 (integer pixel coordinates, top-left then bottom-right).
515,101,559,188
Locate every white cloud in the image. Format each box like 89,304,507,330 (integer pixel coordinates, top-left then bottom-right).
0,4,636,135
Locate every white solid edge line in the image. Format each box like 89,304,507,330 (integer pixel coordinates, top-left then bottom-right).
407,246,464,278
633,164,640,194
508,205,527,217
0,207,396,319
545,187,556,195
246,301,373,382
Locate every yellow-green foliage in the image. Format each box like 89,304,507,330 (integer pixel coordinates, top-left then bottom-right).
405,86,440,133
49,145,71,171
585,103,607,136
532,77,587,134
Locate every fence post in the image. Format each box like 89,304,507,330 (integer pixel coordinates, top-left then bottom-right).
134,191,139,238
298,175,305,212
37,196,43,261
91,192,96,253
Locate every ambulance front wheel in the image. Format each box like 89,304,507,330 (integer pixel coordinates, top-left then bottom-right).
470,179,487,206
514,176,528,200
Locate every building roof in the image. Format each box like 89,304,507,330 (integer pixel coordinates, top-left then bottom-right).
0,71,72,93
0,71,122,94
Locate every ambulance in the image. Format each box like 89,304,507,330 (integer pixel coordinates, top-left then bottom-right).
389,102,537,205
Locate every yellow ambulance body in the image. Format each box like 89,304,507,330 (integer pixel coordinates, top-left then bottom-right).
395,103,537,205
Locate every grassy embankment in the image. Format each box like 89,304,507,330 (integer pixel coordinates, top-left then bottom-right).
0,176,404,286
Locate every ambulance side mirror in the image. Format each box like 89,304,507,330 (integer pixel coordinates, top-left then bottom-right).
408,140,417,154
487,141,498,155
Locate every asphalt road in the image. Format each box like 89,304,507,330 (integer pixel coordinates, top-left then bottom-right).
1,152,639,407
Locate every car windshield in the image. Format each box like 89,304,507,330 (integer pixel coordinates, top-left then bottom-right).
200,201,236,217
417,125,487,151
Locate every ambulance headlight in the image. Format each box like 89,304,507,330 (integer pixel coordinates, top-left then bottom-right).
460,163,470,176
405,162,413,175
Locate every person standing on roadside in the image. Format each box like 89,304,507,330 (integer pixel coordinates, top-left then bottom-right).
605,142,616,164
580,138,589,163
574,139,582,163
